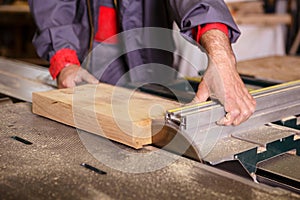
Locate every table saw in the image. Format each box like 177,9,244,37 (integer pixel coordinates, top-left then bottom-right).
0,57,300,199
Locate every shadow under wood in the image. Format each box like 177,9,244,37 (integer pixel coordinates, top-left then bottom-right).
151,121,201,162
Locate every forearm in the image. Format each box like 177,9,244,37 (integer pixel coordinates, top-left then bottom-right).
195,29,256,126
200,29,236,72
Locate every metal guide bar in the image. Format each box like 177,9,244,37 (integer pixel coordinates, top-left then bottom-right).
177,101,300,158
166,80,300,133
0,58,56,102
167,80,300,115
181,95,300,137
0,58,53,84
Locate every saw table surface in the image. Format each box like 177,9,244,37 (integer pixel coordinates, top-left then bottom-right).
237,56,300,82
1,102,300,200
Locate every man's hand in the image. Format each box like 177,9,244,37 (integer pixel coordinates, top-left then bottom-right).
194,29,256,126
57,64,99,89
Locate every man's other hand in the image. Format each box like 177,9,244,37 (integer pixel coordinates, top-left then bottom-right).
57,64,99,89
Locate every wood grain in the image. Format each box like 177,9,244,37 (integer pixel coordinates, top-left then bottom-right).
237,56,300,82
32,83,180,149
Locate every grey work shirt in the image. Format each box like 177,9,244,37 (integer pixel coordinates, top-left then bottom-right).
28,0,240,85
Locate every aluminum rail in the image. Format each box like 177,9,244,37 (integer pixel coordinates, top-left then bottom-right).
166,80,300,140
0,57,56,102
165,80,300,175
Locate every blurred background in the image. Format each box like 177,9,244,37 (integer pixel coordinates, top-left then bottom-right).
0,0,299,67
0,0,48,66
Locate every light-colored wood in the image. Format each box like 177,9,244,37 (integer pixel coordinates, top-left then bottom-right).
289,29,300,55
233,14,292,25
227,1,292,26
237,56,300,82
0,5,30,13
32,83,180,149
226,1,291,25
227,1,264,15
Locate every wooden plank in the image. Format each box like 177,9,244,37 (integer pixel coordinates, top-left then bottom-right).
237,56,300,82
32,83,180,149
226,1,291,25
0,5,30,13
227,1,264,15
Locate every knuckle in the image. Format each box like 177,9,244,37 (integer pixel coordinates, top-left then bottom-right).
231,109,240,117
242,110,250,117
233,120,240,126
62,79,73,88
249,102,256,113
252,99,257,106
250,105,256,113
61,80,68,87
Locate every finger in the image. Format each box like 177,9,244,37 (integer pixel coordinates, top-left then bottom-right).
58,74,77,88
217,106,242,126
232,96,254,126
79,69,99,84
243,87,256,105
227,108,242,126
216,112,232,126
57,65,80,88
232,94,256,126
244,93,256,115
193,80,210,103
218,97,244,126
60,78,76,88
248,95,256,112
232,109,250,126
81,71,99,84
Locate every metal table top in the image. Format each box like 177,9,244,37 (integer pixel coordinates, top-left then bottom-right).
0,103,299,200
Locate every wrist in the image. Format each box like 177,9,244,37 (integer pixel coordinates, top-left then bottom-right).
49,49,80,79
193,23,229,44
202,30,236,70
201,29,234,56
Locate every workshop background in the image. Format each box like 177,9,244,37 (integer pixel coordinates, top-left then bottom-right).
1,0,300,200
0,0,300,65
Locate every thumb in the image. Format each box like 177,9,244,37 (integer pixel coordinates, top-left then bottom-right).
193,80,210,103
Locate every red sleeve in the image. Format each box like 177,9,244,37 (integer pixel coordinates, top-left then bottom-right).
49,48,80,79
193,23,229,43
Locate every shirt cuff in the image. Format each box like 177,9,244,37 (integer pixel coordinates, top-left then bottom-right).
49,48,80,79
193,23,229,43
